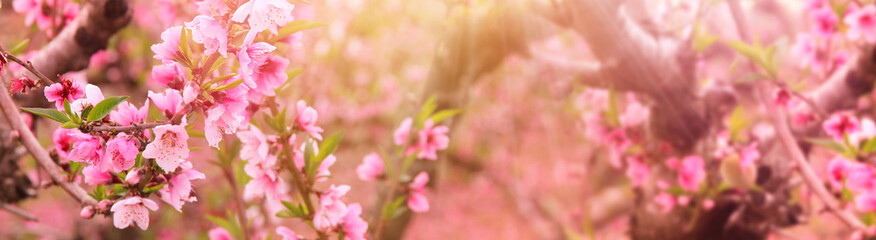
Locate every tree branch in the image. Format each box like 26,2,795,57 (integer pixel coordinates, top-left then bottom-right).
0,203,38,221
86,122,168,133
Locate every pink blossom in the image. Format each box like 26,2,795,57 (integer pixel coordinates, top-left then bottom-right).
197,0,230,16
605,129,631,168
243,158,288,204
110,100,149,126
626,156,650,187
415,119,450,160
408,171,430,213
208,227,233,240
52,128,80,160
142,123,190,172
68,133,104,166
12,0,59,31
151,62,187,89
104,135,139,173
275,226,298,240
237,42,276,89
237,125,270,163
654,192,675,214
183,82,200,104
823,112,861,141
394,117,413,145
231,0,296,44
850,118,876,146
356,152,384,181
149,89,185,119
151,26,183,62
314,185,350,231
205,83,248,148
185,16,228,57
9,77,36,94
69,84,106,114
159,168,206,212
791,34,824,71
811,7,838,38
828,157,851,189
678,155,705,191
296,100,324,140
342,203,368,240
620,94,649,127
702,199,715,210
856,192,876,212
773,89,791,108
846,5,876,43
111,196,159,230
739,142,760,174
249,55,289,97
44,78,85,110
82,165,111,185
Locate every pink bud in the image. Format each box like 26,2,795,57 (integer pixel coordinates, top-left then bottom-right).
98,199,111,212
80,206,95,219
125,169,141,185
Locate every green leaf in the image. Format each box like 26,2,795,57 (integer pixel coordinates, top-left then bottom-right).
416,96,438,127
202,73,238,89
210,79,244,91
303,139,316,179
188,129,206,138
429,109,460,124
603,89,621,128
315,132,343,162
20,108,70,123
8,39,29,55
64,99,79,123
863,137,876,154
728,106,751,141
61,121,80,129
273,20,328,41
691,22,718,52
143,183,166,194
87,96,128,122
80,105,93,121
382,196,407,220
806,138,847,154
178,27,192,62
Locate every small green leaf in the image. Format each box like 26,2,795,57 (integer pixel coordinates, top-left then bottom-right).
8,39,29,55
206,215,242,240
178,27,192,62
202,73,238,88
429,109,460,124
87,96,128,122
416,96,439,127
273,20,328,41
210,79,244,91
64,99,79,123
20,108,70,123
806,138,847,154
691,23,718,52
315,132,343,162
80,105,93,121
864,137,876,154
143,183,166,194
728,106,751,141
61,121,80,129
382,196,407,220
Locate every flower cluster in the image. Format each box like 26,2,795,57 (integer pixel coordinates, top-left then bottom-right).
12,0,79,36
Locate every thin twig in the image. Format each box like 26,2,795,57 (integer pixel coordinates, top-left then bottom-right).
0,45,55,86
725,0,865,230
0,203,38,221
87,122,169,133
0,81,96,206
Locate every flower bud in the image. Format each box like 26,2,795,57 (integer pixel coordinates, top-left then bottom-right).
125,169,141,185
98,199,112,212
80,206,95,219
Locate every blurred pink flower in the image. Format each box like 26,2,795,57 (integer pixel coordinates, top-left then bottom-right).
151,26,183,62
111,196,158,230
356,152,384,181
105,135,139,173
276,226,298,240
314,185,350,231
243,158,288,204
846,5,876,43
231,0,295,44
773,89,791,108
9,77,36,94
823,112,861,141
44,78,85,110
237,42,276,89
149,89,185,118
151,62,187,89
70,84,105,114
678,156,705,191
654,192,675,214
125,169,141,185
159,168,205,212
394,117,413,146
625,156,650,187
739,142,760,174
620,94,649,127
208,227,233,240
343,203,368,240
82,165,111,185
702,199,715,210
143,123,190,172
69,133,104,166
791,34,825,71
811,7,838,38
249,56,290,97
53,128,80,160
408,171,430,213
205,83,248,148
828,157,852,189
197,0,230,16
605,129,631,168
237,125,270,162
111,100,149,126
415,119,449,160
185,16,228,57
296,100,324,140
856,192,876,212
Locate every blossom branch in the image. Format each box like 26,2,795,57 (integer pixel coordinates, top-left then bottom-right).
0,45,55,86
0,203,38,221
0,80,97,206
86,122,169,133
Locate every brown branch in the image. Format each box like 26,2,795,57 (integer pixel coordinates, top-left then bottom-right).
0,203,37,221
0,81,96,206
87,122,168,133
0,46,54,86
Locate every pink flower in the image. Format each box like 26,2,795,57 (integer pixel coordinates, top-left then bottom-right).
791,34,824,71
773,89,791,108
739,142,760,174
151,26,183,62
626,156,650,187
314,185,350,231
850,118,876,146
678,155,705,191
296,100,324,140
846,5,876,43
44,78,85,110
654,192,675,214
142,123,190,172
237,125,270,163
205,83,248,148
151,62,187,89
823,112,861,141
12,0,60,31
275,226,298,240
416,119,450,160
82,165,111,185
111,196,159,230
828,157,852,189
237,42,276,88
243,158,288,204
605,129,631,168
185,16,228,57
52,128,80,159
249,55,289,97
69,133,104,166
159,168,206,212
702,199,715,210
197,0,230,16
69,84,105,114
231,0,296,44
110,100,149,126
342,203,368,240
149,89,185,119
104,135,139,173
811,7,838,38
9,77,36,94
394,117,413,146
408,171,430,213
208,227,233,240
356,152,384,181
856,192,876,212
620,93,649,127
